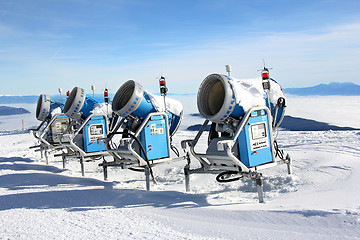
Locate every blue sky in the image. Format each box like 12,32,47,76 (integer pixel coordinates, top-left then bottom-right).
0,0,360,95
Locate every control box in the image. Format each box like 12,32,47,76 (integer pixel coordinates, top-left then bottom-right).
238,110,273,167
140,115,169,160
83,116,107,153
50,115,70,143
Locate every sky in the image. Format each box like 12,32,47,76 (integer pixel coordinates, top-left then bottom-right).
0,0,360,95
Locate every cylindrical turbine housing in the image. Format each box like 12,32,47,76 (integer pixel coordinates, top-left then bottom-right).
36,94,63,121
64,87,104,119
197,74,286,125
112,80,183,136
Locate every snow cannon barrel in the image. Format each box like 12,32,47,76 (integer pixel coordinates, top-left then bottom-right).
64,87,104,119
197,74,286,126
36,94,64,121
112,80,183,135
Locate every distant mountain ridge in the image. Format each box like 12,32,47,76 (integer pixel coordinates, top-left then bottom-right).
0,95,38,104
285,82,360,96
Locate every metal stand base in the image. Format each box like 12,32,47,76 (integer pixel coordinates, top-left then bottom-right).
184,164,190,192
145,166,150,191
62,152,66,169
99,156,185,191
286,154,292,175
184,166,267,203
256,173,264,203
102,159,108,181
80,156,85,177
44,149,49,165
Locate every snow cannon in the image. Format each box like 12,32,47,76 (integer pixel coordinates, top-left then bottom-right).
181,65,291,203
36,94,64,121
197,73,286,128
64,87,105,119
100,78,186,190
112,80,183,136
62,87,109,154
32,94,70,164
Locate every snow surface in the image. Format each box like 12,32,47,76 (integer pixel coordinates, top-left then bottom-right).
0,96,360,239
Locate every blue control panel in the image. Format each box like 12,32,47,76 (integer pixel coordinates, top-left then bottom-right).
83,116,107,153
238,110,273,167
140,115,169,160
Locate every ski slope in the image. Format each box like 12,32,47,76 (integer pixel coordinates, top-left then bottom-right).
0,96,360,239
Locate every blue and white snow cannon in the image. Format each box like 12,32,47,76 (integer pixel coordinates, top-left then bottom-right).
100,79,185,190
197,69,286,128
64,87,107,119
182,65,291,203
112,80,183,136
31,94,70,164
36,94,64,121
61,87,110,176
34,93,68,144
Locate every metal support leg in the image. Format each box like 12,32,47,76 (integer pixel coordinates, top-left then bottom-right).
103,160,108,181
80,156,85,177
184,165,190,192
286,154,292,175
62,152,66,169
40,146,44,159
44,149,49,165
145,166,150,191
256,173,264,203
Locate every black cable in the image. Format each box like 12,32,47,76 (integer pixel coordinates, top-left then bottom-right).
170,144,180,157
128,167,145,172
107,131,156,183
216,171,243,183
169,136,180,157
110,141,117,150
273,140,284,160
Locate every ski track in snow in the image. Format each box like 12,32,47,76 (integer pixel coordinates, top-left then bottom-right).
0,129,359,239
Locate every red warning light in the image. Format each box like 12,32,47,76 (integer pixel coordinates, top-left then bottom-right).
66,91,70,96
262,72,269,80
104,88,109,104
159,76,167,96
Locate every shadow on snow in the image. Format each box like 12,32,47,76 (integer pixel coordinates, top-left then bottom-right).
0,157,210,210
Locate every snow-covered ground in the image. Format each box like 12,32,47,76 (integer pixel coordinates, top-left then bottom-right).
0,96,359,239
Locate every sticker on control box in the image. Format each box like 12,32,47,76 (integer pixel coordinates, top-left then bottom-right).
150,123,164,135
88,124,105,142
249,122,269,151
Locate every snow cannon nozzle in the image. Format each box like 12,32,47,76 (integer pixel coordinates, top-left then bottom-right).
197,71,286,127
64,87,104,119
112,79,183,136
36,94,64,121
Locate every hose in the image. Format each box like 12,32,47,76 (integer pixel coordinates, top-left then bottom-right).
273,139,284,160
107,131,156,183
216,171,243,183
